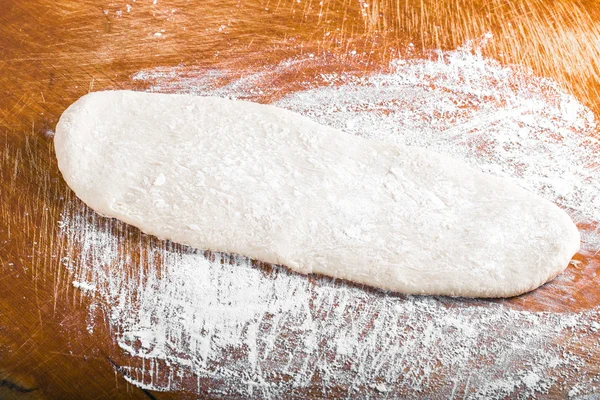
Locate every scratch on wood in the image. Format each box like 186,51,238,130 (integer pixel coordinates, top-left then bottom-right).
12,148,20,184
106,357,158,400
100,7,111,33
0,379,38,393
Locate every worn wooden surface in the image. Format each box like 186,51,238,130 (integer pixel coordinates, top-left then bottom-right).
1,0,600,398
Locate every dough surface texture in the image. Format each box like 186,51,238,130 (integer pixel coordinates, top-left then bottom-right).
55,90,580,297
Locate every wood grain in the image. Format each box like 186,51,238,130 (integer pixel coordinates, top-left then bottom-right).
1,0,599,398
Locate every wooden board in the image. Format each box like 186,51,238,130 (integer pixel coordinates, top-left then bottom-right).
1,0,600,398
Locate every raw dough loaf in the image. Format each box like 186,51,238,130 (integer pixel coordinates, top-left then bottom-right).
55,90,580,297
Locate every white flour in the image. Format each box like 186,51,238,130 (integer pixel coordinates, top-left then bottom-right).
60,44,600,398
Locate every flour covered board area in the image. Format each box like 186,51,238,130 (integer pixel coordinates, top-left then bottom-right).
57,50,599,398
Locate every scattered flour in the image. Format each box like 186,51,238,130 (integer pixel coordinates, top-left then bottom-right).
72,280,96,292
60,45,600,397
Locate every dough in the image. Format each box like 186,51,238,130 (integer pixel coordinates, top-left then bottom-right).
54,90,580,298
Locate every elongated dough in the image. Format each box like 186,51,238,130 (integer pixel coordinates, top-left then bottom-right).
55,90,580,297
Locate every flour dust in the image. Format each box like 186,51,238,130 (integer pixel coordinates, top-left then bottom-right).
60,45,600,398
